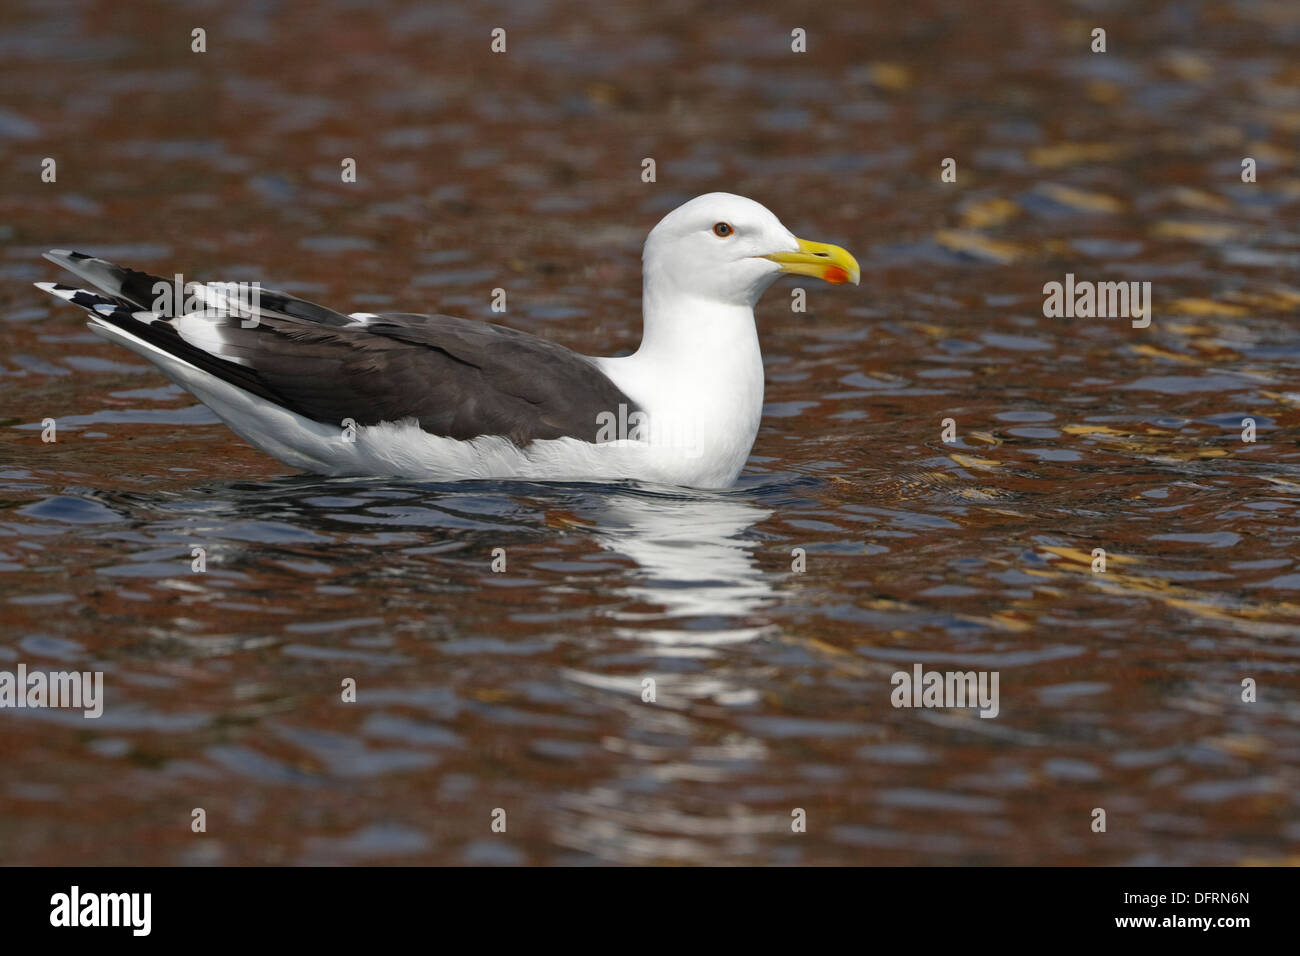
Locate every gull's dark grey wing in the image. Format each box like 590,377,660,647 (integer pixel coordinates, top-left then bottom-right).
214,311,637,443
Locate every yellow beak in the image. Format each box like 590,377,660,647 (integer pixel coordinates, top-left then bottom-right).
763,237,861,286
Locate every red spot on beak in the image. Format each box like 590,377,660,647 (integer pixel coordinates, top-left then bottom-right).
824,266,849,284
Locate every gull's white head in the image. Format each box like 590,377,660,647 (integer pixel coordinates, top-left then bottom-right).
642,192,860,307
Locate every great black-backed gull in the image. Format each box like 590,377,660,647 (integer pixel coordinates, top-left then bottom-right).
37,193,858,488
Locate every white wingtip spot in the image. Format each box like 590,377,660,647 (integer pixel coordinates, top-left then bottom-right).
174,312,253,365
35,282,77,300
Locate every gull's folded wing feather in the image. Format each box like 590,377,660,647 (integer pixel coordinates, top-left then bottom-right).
42,250,358,327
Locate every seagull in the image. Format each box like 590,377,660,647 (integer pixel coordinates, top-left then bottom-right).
37,193,859,488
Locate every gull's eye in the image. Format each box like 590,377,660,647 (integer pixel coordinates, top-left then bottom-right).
712,222,734,238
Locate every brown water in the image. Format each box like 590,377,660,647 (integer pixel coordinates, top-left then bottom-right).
1,0,1298,865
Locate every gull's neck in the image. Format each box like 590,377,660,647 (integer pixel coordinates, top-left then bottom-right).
592,280,766,485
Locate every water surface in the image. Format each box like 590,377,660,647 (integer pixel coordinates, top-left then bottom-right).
1,0,1298,864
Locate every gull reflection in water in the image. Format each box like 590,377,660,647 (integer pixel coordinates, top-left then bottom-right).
557,488,782,863
563,488,775,706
